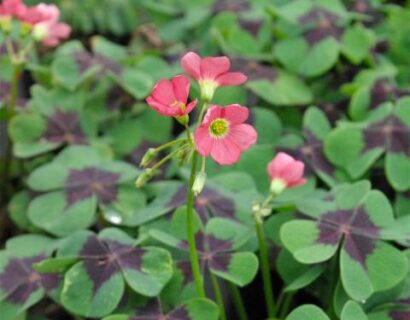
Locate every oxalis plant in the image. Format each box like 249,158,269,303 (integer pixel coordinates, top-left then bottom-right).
1,0,410,320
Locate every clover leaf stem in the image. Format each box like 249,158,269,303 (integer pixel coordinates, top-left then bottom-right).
2,62,23,195
211,272,227,320
186,150,206,298
255,215,276,318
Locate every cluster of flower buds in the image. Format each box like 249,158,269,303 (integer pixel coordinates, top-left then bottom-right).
136,51,258,193
0,0,70,47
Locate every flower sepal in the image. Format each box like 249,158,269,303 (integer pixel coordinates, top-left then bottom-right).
176,114,189,126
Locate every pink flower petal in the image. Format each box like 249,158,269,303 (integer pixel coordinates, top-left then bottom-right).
215,72,247,86
267,152,296,179
150,79,176,105
181,52,201,80
210,138,241,165
281,161,305,185
185,99,198,114
228,123,258,150
195,126,214,156
200,56,230,80
146,96,173,116
202,105,223,124
221,104,249,124
171,75,190,103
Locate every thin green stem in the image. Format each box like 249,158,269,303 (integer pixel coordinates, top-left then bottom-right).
210,272,226,320
196,101,209,128
278,292,294,319
228,282,248,320
2,62,22,194
155,138,186,153
254,216,276,318
186,150,206,297
150,148,181,171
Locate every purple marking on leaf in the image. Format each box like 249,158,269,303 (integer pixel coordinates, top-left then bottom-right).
238,19,263,36
44,110,87,145
132,299,162,319
74,51,121,77
363,117,410,155
209,253,233,272
176,260,194,286
299,8,344,46
168,305,190,320
178,232,233,273
169,186,236,223
319,100,348,125
304,129,335,176
278,130,335,178
65,167,121,206
231,59,278,81
0,255,60,304
318,207,380,266
369,80,410,110
79,235,144,293
212,0,250,13
131,299,190,320
389,311,410,320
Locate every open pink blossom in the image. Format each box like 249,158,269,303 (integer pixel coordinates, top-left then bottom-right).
195,104,257,165
25,4,71,47
181,51,247,100
267,152,306,194
146,75,197,117
0,0,27,19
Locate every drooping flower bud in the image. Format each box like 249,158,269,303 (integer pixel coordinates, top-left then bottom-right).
192,172,206,196
140,148,157,168
135,169,155,188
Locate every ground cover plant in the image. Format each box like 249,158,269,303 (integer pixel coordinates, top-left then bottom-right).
1,0,410,319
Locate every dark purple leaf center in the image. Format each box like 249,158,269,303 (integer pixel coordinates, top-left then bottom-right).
65,167,121,206
79,234,143,293
389,311,410,320
363,116,410,155
131,299,190,320
317,207,380,266
169,186,236,223
44,110,87,145
178,232,233,273
299,8,344,45
0,255,60,304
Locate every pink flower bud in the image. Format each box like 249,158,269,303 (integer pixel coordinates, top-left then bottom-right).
267,152,306,194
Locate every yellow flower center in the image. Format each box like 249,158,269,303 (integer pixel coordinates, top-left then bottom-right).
171,100,186,111
209,118,229,138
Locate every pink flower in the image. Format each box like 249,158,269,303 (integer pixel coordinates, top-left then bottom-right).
146,75,197,117
0,0,27,19
26,4,71,47
195,104,257,165
267,152,306,194
181,52,247,100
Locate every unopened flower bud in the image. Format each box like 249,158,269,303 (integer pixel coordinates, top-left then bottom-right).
140,148,157,168
192,172,206,196
135,169,155,188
